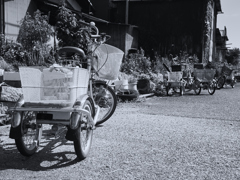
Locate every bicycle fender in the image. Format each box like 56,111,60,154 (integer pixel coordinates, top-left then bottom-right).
66,95,95,141
9,122,23,139
74,94,93,109
9,96,24,139
65,126,78,141
93,80,107,85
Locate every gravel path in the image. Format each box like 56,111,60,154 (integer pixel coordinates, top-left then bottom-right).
0,85,239,179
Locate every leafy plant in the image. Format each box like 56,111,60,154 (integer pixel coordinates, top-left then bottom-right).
0,57,13,71
56,5,92,53
121,48,152,75
225,48,240,66
154,81,167,97
17,10,53,66
127,74,138,84
1,40,28,70
17,10,52,52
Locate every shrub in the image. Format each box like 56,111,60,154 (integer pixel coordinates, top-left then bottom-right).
121,48,152,75
17,10,52,52
1,40,28,70
17,10,53,66
0,57,13,71
56,5,92,53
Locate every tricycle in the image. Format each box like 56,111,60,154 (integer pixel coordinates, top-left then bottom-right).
216,65,237,89
9,21,122,160
181,63,201,95
165,65,185,96
193,66,216,95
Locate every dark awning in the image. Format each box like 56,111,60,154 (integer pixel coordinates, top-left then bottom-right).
82,13,109,23
42,0,108,24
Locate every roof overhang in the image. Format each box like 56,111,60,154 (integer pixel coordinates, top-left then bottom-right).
43,1,108,24
82,13,109,23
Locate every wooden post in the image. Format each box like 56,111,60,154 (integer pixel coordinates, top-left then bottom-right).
125,0,129,24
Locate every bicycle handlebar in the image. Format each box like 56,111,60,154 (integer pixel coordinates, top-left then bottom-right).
79,20,99,38
78,20,111,44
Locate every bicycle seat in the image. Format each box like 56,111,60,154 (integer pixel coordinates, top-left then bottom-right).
58,46,86,58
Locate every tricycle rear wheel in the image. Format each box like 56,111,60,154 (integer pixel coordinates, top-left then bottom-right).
193,81,201,95
74,99,94,160
15,111,42,156
217,76,225,89
208,82,216,95
180,86,184,96
93,82,117,125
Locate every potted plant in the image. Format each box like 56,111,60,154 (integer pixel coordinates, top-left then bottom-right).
128,75,138,91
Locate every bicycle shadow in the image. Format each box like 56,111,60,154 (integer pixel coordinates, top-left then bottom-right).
0,129,82,171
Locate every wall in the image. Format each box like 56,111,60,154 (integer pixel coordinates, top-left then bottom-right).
109,0,221,64
111,0,206,60
96,22,139,54
91,0,110,20
4,0,33,41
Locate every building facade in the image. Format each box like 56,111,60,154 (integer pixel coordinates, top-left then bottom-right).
92,0,223,64
216,26,228,63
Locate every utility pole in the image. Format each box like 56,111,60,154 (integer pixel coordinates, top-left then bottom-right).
125,0,129,24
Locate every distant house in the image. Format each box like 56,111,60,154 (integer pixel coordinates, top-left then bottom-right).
92,0,223,64
216,26,228,63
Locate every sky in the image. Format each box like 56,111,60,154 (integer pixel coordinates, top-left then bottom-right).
217,0,240,49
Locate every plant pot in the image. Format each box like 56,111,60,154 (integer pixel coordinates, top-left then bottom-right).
128,83,138,91
114,80,128,91
137,79,151,94
117,89,139,102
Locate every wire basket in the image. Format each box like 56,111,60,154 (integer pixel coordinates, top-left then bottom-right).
167,72,183,82
194,69,215,81
222,66,233,77
19,67,89,106
92,44,124,80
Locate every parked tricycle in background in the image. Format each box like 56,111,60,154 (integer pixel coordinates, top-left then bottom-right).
216,65,237,89
193,64,216,95
181,63,201,95
165,65,185,96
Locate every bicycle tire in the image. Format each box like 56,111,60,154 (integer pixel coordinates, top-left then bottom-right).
208,82,216,95
74,99,94,160
180,86,184,96
217,76,225,89
193,80,201,95
15,111,42,156
93,82,117,126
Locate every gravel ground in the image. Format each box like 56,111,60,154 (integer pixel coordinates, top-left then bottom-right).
0,85,240,180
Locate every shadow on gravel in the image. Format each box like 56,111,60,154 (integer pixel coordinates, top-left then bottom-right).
0,129,83,171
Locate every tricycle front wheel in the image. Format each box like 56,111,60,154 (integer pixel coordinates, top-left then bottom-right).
208,82,216,95
15,111,42,156
193,81,201,95
74,99,94,160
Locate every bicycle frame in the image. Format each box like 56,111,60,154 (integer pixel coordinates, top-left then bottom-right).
9,22,107,138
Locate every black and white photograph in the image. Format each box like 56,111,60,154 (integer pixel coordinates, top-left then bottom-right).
0,0,239,179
